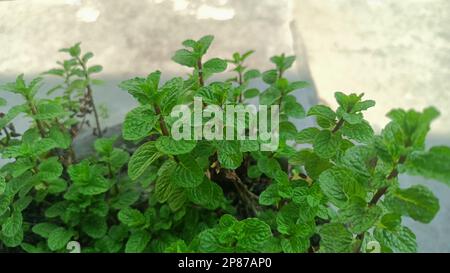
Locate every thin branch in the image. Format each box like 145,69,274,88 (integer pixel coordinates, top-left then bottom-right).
76,56,103,137
332,118,344,133
28,101,46,138
86,84,103,137
225,170,258,216
197,58,204,87
354,155,407,252
154,104,169,136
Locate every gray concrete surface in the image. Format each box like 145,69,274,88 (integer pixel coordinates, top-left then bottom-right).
1,0,449,252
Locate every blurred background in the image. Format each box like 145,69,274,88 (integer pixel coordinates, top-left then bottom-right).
1,0,449,252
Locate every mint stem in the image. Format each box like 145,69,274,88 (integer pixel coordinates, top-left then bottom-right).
76,56,103,137
197,58,204,87
354,154,407,253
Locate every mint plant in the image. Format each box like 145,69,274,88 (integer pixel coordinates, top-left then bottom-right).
0,35,449,253
225,50,261,102
44,43,105,137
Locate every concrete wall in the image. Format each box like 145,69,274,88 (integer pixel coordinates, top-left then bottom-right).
1,0,449,252
292,0,450,136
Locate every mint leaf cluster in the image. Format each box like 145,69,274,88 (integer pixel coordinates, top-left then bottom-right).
0,35,449,253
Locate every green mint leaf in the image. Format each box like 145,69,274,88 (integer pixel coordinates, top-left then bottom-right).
374,226,416,253
32,223,59,238
241,50,255,61
108,148,130,170
270,55,295,71
47,227,73,251
341,121,374,143
94,137,116,155
0,104,27,129
43,68,65,77
319,223,353,253
173,157,204,188
118,77,151,104
1,210,23,237
81,215,107,239
218,151,243,170
259,184,281,206
77,178,110,195
276,203,299,235
262,70,278,85
384,185,439,223
34,102,65,120
335,92,362,111
87,65,102,75
38,157,63,181
0,229,23,247
300,150,333,180
318,167,366,207
281,237,309,253
44,202,66,218
47,178,68,194
339,197,382,233
158,77,185,112
295,127,320,144
182,39,197,49
247,165,262,179
243,88,260,99
0,175,5,195
374,122,406,163
172,49,197,67
404,146,450,186
342,112,363,125
259,86,281,104
216,141,243,169
243,69,261,82
155,136,196,155
286,81,309,93
236,218,272,252
279,121,298,141
82,52,94,62
239,140,260,152
67,43,81,57
339,145,376,177
48,126,71,149
379,213,402,231
122,105,157,141
353,100,375,112
155,161,180,203
203,58,227,73
307,105,336,121
32,138,59,156
125,230,151,253
313,130,341,159
111,191,140,210
118,207,146,228
67,160,96,185
128,141,162,180
197,35,214,55
257,157,282,178
2,158,33,178
292,184,323,208
387,107,439,149
0,195,12,216
68,161,110,195
164,240,190,253
13,196,32,212
283,101,305,119
186,179,224,210
146,70,162,92
196,229,233,253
